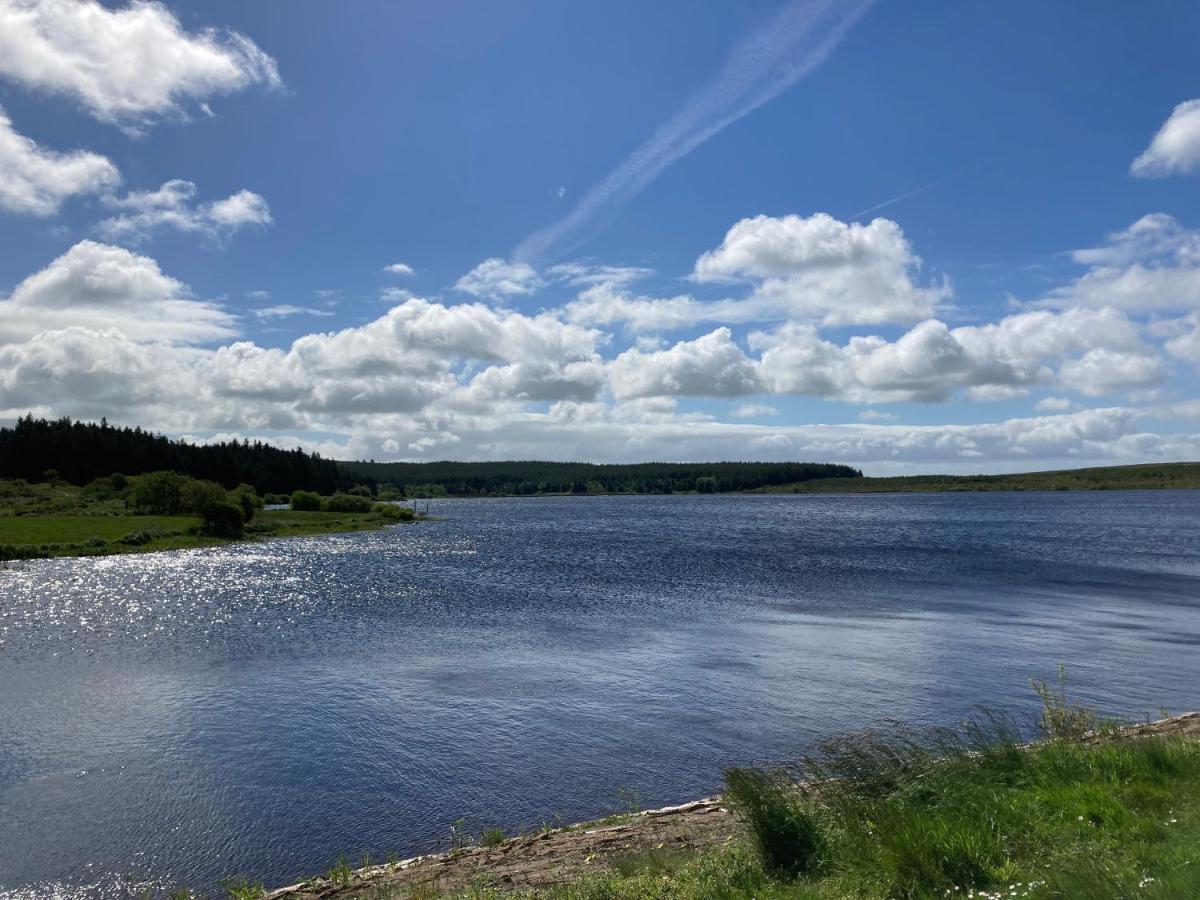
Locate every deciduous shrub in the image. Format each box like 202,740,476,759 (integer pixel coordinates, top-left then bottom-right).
373,503,415,521
290,490,322,511
131,471,187,514
231,484,262,521
322,492,374,513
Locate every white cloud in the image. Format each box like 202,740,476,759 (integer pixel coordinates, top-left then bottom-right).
252,305,334,320
1045,214,1200,313
0,105,120,215
857,409,896,422
96,179,272,243
0,240,235,345
0,212,1195,472
1058,349,1164,397
752,306,1157,403
513,0,872,261
733,402,778,418
380,287,414,303
383,262,414,276
694,213,949,325
1131,99,1200,178
1034,396,1073,412
1165,314,1200,365
454,258,544,300
609,328,764,399
545,262,654,289
565,213,949,331
0,0,280,132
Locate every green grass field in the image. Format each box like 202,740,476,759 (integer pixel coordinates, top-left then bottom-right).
0,507,400,560
0,514,197,544
763,461,1200,494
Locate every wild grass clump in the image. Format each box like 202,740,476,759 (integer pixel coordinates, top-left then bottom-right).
327,854,354,886
481,825,507,847
717,673,1200,899
723,768,824,875
1030,662,1098,740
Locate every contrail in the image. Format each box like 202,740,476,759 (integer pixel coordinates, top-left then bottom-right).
850,161,990,220
512,0,874,263
851,181,943,219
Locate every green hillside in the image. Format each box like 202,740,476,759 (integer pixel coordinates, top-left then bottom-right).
762,461,1200,494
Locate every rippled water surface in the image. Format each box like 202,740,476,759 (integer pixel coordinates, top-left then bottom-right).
2,492,1199,896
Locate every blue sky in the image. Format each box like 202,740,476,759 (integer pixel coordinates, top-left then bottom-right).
2,0,1200,472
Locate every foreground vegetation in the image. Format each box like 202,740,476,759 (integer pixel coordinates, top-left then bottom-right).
763,461,1200,494
0,475,414,561
198,675,1199,900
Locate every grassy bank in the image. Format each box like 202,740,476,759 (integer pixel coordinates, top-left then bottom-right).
761,461,1200,494
240,677,1198,900
0,478,414,560
0,508,404,560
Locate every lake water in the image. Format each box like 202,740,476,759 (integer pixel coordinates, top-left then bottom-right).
1,491,1199,897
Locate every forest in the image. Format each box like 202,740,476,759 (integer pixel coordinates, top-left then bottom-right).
0,415,349,494
0,416,861,495
342,458,862,495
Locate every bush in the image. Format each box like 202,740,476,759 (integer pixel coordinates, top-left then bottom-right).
198,500,246,538
262,493,289,505
348,484,373,497
182,478,247,538
322,492,374,513
120,529,163,546
373,503,415,521
181,478,229,514
231,484,261,521
290,490,323,511
131,470,187,514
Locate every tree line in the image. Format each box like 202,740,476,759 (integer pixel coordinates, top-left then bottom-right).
0,415,348,494
0,416,862,496
341,459,863,495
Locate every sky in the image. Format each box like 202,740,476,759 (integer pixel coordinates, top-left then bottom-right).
2,0,1200,473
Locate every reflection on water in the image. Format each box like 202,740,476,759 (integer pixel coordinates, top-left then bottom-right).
1,491,1198,896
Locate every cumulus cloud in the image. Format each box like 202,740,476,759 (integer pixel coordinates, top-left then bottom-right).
1044,214,1200,312
609,328,764,399
0,212,1194,471
0,106,120,215
0,240,235,345
1131,99,1200,178
383,262,414,276
751,307,1159,403
694,213,949,325
454,258,543,301
96,179,272,243
0,0,280,132
1164,314,1200,365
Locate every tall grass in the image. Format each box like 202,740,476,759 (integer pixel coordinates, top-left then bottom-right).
719,678,1200,899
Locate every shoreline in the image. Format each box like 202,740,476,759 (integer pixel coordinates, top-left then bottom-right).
0,509,416,563
263,713,1200,899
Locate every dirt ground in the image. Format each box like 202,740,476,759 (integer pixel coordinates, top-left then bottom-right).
266,712,1200,899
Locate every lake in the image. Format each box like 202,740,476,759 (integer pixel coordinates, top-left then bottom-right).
1,491,1198,897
